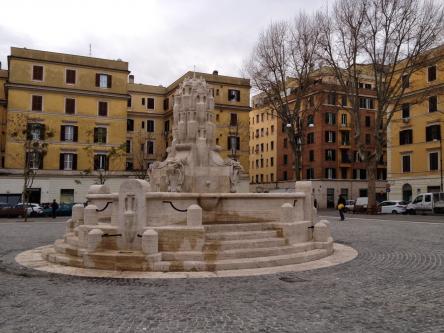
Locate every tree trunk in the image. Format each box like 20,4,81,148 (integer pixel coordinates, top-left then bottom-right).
293,147,301,181
367,158,377,214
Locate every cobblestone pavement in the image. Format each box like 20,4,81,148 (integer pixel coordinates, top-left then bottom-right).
1,217,444,333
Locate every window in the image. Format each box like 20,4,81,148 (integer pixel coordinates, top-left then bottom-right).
65,98,75,114
426,124,441,141
164,120,170,133
402,104,410,119
127,119,134,132
341,168,348,179
283,171,288,181
147,140,154,155
365,83,372,89
27,152,42,170
94,154,108,170
127,98,132,108
360,169,367,180
429,152,439,171
365,116,371,127
32,65,43,81
399,129,413,145
59,153,77,170
307,132,315,144
142,98,145,106
98,101,108,116
60,189,75,204
359,97,374,109
429,96,437,112
283,138,288,148
365,134,371,145
283,154,288,165
325,149,336,161
147,120,155,132
325,112,336,125
261,113,264,122
325,131,336,143
271,173,274,182
94,127,107,144
126,140,131,153
341,131,350,145
163,98,169,110
308,96,314,107
228,89,240,102
147,98,155,109
216,114,220,122
60,125,77,142
141,121,145,129
126,161,134,171
31,95,43,111
271,125,275,133
27,123,45,140
341,114,347,126
66,69,76,84
402,155,411,173
325,168,336,179
327,92,336,105
230,113,238,126
341,95,347,107
96,74,112,88
428,65,437,82
271,141,274,150
227,136,240,151
306,168,315,179
270,157,274,166
260,143,264,152
307,115,314,126
309,150,314,162
402,74,409,88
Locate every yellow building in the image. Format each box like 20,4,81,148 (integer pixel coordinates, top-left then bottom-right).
0,48,250,203
388,45,444,200
0,69,7,168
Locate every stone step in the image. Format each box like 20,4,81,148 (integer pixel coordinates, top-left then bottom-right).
65,235,79,248
204,238,287,251
156,248,328,272
205,230,279,241
204,222,276,233
204,242,315,260
54,239,79,257
44,249,84,268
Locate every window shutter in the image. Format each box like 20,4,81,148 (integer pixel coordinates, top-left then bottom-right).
227,137,231,150
95,74,100,87
236,137,240,150
325,113,329,124
94,128,98,143
72,154,77,170
40,124,46,140
39,153,44,169
105,156,109,171
59,153,64,170
60,125,66,141
332,113,336,125
333,132,336,142
107,75,112,88
325,131,328,142
26,124,32,140
73,126,78,142
94,155,99,170
142,98,145,106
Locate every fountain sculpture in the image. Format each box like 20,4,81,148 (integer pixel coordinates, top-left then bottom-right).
42,76,334,272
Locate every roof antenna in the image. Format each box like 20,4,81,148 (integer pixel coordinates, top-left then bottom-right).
89,44,92,56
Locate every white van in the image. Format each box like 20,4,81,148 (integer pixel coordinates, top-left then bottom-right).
406,192,444,214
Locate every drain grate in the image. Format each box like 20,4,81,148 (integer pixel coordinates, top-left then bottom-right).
279,276,309,283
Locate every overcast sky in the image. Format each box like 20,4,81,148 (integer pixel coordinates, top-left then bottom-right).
0,0,325,86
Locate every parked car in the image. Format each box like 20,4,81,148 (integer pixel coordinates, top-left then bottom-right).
0,203,26,218
42,203,74,217
15,203,44,216
407,192,444,214
344,200,355,212
353,197,368,213
378,200,408,214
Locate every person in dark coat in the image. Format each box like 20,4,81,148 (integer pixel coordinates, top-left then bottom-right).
51,199,59,219
337,195,346,221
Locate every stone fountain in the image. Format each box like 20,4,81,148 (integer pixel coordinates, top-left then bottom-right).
42,76,334,272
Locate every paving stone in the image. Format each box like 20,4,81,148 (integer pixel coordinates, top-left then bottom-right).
0,218,443,332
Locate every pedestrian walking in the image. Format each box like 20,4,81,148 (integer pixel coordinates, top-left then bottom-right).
51,199,59,219
337,195,346,221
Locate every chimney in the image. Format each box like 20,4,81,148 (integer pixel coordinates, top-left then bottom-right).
129,75,134,84
212,70,218,75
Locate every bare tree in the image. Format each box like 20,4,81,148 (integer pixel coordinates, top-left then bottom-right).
245,13,322,180
82,129,126,185
319,0,444,212
127,130,159,180
8,114,54,221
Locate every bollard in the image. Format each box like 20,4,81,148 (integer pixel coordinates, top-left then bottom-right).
84,204,98,225
141,229,159,255
280,203,294,223
187,204,202,227
87,228,103,251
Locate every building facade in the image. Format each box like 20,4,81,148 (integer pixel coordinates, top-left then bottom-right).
249,69,387,208
388,45,444,201
0,48,251,204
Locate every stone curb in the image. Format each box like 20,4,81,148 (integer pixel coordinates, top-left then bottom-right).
15,243,357,279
